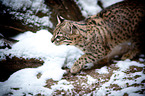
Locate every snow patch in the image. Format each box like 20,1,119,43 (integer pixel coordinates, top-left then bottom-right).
139,58,145,62
92,59,145,96
75,0,102,17
1,0,48,12
116,59,144,71
101,0,124,8
0,30,83,95
51,80,74,92
96,66,109,74
87,75,97,85
75,0,124,17
1,0,52,28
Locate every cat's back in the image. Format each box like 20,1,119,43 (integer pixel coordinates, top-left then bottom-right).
102,0,145,26
84,0,145,52
87,0,145,32
101,0,145,17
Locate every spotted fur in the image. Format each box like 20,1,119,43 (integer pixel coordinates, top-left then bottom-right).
51,0,145,74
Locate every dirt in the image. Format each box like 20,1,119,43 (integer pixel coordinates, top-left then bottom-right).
0,56,44,82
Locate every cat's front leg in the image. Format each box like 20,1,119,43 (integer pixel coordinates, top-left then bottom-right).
70,53,97,74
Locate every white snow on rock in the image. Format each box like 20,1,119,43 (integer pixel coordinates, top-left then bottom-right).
1,30,83,61
75,0,124,17
0,30,83,95
101,0,123,8
87,75,97,85
51,79,74,95
96,66,109,74
1,0,53,28
1,0,48,12
92,59,145,96
75,0,102,17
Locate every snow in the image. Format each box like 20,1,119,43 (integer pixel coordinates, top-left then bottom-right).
1,0,48,12
0,34,5,47
101,0,123,8
0,68,52,95
139,58,145,62
108,87,145,96
75,0,102,17
1,0,53,28
87,75,97,85
0,30,83,95
93,60,145,96
96,66,109,74
51,79,74,93
75,0,123,17
116,59,144,71
1,30,83,61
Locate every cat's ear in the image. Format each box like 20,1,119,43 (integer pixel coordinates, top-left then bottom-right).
57,15,65,24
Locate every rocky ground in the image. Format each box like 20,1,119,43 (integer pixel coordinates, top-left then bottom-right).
44,57,145,95
1,55,144,95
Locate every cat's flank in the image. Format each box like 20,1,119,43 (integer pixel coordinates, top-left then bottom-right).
51,0,145,74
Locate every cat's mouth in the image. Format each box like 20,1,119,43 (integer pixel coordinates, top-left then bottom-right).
55,41,70,46
51,37,72,46
52,40,61,45
53,41,72,46
51,39,64,45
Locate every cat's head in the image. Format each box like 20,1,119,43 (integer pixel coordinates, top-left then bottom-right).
51,15,80,46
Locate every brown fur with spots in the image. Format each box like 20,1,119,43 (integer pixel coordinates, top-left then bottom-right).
51,0,145,74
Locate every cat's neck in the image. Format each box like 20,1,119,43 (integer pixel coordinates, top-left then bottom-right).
72,21,88,39
70,21,89,51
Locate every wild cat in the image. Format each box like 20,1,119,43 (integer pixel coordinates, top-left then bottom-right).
51,0,145,74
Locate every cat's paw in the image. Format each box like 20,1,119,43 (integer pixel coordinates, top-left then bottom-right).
70,65,81,75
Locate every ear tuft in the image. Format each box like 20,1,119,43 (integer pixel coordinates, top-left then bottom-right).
57,15,65,24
